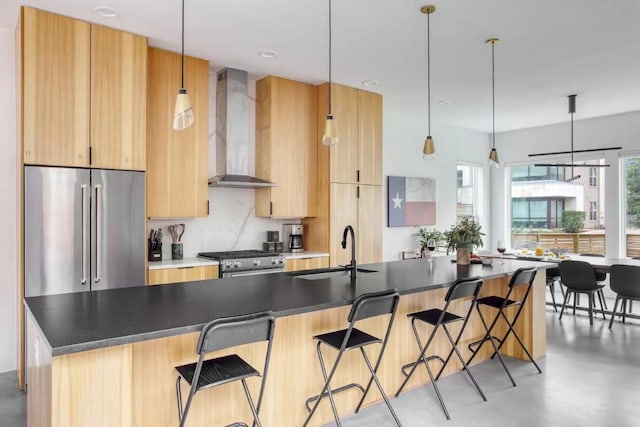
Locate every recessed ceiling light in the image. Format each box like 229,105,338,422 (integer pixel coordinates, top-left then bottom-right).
362,80,379,86
258,50,278,58
94,6,118,18
436,100,451,105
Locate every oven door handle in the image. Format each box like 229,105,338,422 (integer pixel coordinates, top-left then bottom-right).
224,269,284,277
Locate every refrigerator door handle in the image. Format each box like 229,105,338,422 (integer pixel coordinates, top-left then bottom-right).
94,184,102,284
81,184,88,285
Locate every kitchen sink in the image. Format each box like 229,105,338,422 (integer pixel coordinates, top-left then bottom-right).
287,267,378,281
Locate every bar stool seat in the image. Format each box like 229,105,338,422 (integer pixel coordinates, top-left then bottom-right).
476,295,520,309
315,328,381,350
176,354,260,390
411,308,464,325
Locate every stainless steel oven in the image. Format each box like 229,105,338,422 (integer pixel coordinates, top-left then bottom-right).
198,250,286,278
222,267,284,278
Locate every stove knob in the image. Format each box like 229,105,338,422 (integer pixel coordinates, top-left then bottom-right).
234,261,242,268
254,260,262,266
272,258,277,265
226,261,233,268
278,258,285,265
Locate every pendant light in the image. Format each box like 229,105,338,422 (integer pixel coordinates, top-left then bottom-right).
173,0,194,131
322,0,338,146
533,95,613,176
487,38,500,167
422,5,436,159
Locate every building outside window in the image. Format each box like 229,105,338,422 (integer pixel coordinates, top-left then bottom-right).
589,167,597,187
622,156,640,257
456,164,482,222
589,201,597,221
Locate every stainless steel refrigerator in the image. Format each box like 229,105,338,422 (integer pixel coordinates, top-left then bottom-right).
24,166,146,297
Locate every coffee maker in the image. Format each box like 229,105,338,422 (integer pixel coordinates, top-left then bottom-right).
283,224,304,253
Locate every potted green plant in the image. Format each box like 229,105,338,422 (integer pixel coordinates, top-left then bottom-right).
444,217,485,265
415,227,444,257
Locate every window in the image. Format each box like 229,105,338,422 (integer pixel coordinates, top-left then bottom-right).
622,156,640,257
589,201,597,221
589,168,597,187
456,164,482,222
512,198,565,229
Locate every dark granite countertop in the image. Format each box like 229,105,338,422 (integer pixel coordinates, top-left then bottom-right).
24,257,553,356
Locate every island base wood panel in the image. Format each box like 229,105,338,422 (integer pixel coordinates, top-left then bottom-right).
26,274,545,426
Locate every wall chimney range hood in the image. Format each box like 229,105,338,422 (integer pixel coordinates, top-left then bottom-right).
208,68,275,188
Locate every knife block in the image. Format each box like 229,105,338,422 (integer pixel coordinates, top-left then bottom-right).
148,240,162,262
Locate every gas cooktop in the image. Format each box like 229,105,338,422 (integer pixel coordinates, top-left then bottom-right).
198,250,280,261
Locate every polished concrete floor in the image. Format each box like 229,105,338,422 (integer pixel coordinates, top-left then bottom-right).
0,308,638,427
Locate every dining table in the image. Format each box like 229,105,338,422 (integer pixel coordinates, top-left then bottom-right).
505,252,640,272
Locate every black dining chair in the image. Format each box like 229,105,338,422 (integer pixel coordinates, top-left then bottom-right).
559,261,607,325
518,257,563,312
579,254,608,310
608,264,640,329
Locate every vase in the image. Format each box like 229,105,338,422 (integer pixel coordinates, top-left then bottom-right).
456,247,470,265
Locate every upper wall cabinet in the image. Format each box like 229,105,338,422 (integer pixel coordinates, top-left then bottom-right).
19,7,147,170
255,76,318,218
21,7,91,167
146,47,209,218
90,25,147,171
318,83,383,186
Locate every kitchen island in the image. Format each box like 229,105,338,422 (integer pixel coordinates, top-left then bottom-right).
25,257,551,427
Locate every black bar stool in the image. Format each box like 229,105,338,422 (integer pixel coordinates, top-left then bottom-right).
559,260,607,325
175,311,276,427
303,289,402,427
395,277,486,420
467,267,541,386
519,257,563,311
608,264,640,329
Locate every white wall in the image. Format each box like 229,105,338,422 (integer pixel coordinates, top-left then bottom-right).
490,110,640,256
382,104,492,261
0,27,17,373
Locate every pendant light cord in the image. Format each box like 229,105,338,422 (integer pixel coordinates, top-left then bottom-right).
427,11,431,136
328,0,332,115
181,0,185,89
571,111,574,178
491,41,495,149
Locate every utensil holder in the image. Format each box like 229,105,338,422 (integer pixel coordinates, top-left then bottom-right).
171,243,183,260
148,241,162,262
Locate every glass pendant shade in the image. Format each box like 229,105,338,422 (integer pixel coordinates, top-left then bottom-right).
173,88,194,131
422,136,435,159
322,114,339,146
488,147,499,167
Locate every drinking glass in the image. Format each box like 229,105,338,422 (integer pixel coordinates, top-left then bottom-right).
427,239,436,261
497,240,506,264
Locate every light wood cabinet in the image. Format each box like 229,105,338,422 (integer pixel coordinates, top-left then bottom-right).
255,76,318,218
284,257,329,272
304,83,383,266
148,266,219,286
318,83,383,186
21,7,91,167
90,25,147,171
146,47,209,218
20,7,148,171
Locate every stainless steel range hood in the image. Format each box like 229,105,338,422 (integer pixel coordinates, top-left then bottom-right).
208,68,275,188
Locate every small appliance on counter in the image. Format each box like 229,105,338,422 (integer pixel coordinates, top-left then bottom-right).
283,224,304,253
148,229,163,262
198,250,285,278
263,230,284,253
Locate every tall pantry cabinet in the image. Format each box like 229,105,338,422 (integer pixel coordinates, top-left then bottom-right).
304,83,383,266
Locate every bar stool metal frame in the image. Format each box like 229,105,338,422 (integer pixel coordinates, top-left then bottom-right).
518,257,563,312
302,289,402,427
608,264,640,329
466,267,541,387
395,277,487,420
174,311,276,427
559,260,607,325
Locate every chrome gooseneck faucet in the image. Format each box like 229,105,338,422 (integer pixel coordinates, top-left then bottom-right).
341,225,357,278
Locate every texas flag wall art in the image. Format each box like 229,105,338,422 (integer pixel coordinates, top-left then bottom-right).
387,176,436,227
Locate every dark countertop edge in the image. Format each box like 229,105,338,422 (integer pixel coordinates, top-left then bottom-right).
24,304,53,352
45,265,553,356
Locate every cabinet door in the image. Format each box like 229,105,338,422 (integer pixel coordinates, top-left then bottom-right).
146,48,209,218
358,185,382,264
326,84,359,184
330,183,358,267
285,257,329,272
148,266,219,286
255,77,317,218
91,25,147,171
22,7,90,167
358,90,383,186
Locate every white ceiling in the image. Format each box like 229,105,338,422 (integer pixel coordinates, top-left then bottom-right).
2,0,640,133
